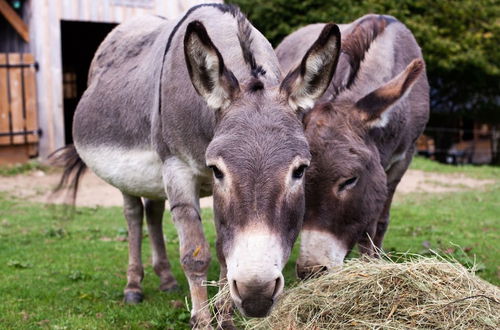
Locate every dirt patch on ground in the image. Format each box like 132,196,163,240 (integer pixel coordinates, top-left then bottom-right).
0,169,495,208
395,171,495,194
0,170,213,208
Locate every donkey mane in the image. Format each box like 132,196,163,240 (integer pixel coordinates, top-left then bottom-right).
236,13,267,79
341,15,396,91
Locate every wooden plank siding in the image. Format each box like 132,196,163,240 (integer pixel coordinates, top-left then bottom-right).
7,53,24,144
0,53,39,146
0,0,30,42
0,2,31,53
23,53,37,143
57,0,172,23
28,0,221,158
0,54,9,145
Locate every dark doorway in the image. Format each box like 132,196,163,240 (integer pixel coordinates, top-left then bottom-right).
60,20,117,144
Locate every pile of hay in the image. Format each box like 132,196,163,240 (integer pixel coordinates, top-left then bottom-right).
213,257,500,329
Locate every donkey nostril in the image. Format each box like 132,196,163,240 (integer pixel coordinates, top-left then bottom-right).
236,277,282,318
272,276,283,299
232,280,242,300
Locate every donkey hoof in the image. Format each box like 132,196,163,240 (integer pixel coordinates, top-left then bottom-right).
124,292,144,304
160,283,180,293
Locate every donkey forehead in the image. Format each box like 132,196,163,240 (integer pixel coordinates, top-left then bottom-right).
308,122,363,152
306,102,367,144
207,128,310,164
208,104,310,157
229,86,297,116
307,118,372,174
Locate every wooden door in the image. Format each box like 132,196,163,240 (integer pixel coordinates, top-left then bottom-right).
0,53,39,164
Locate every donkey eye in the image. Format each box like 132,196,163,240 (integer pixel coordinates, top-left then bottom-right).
338,177,358,192
292,165,308,179
209,165,224,179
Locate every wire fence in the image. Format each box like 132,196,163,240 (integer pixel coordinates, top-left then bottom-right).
418,126,497,165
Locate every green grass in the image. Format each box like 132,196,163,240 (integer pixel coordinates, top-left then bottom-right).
385,185,500,285
0,195,301,329
410,156,500,179
0,160,50,177
0,164,498,328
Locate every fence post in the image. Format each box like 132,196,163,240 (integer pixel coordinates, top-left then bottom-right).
492,125,500,165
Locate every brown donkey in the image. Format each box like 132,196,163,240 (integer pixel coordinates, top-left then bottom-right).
55,4,342,327
276,14,429,278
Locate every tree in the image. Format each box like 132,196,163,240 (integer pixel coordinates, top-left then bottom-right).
229,0,500,162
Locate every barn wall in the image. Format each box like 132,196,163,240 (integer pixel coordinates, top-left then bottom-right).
0,19,28,52
0,1,31,53
29,0,222,159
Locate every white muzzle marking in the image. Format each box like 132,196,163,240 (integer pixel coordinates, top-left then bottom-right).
298,228,348,270
225,225,285,304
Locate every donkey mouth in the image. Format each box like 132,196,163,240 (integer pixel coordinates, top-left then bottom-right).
239,296,274,317
297,264,329,280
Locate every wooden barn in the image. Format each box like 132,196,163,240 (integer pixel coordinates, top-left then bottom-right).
0,0,220,164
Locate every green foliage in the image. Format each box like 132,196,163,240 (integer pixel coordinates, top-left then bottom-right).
229,0,500,122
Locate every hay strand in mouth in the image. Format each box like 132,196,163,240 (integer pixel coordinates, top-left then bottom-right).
209,256,499,329
202,279,245,328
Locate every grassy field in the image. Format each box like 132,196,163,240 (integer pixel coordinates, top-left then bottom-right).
410,156,500,179
0,157,498,329
0,160,49,177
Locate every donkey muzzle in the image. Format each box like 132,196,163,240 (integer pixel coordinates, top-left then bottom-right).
296,263,328,280
230,275,284,317
225,225,288,316
297,228,348,279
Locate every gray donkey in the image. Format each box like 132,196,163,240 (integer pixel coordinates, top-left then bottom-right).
276,14,429,278
55,3,342,327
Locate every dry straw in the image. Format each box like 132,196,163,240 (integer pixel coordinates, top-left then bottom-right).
209,255,499,329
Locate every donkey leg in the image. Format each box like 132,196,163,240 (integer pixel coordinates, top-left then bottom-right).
122,193,145,304
373,197,392,250
163,158,212,329
144,198,179,292
373,150,414,251
171,205,212,329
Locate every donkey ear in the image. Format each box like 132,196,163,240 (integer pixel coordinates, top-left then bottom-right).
280,23,341,113
356,59,425,128
184,21,240,111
